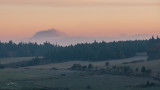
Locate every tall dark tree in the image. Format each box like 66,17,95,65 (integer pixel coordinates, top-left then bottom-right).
105,62,109,68
141,66,146,74
88,64,94,70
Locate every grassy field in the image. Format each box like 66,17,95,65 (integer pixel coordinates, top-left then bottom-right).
0,57,34,64
25,54,160,74
26,55,148,70
1,55,160,89
120,59,160,74
0,69,160,90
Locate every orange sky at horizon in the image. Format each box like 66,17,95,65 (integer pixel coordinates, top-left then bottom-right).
0,0,160,40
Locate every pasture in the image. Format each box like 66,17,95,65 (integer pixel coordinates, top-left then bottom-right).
0,69,160,90
0,54,160,89
26,55,148,70
0,57,34,64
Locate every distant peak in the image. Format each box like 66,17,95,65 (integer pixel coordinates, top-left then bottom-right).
31,29,67,39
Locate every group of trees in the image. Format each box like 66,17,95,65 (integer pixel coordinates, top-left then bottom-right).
0,36,160,62
70,62,152,76
112,65,152,75
0,41,57,58
70,64,94,70
45,40,149,62
45,36,160,62
147,36,160,60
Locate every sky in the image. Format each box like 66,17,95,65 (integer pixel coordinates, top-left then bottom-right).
0,0,160,40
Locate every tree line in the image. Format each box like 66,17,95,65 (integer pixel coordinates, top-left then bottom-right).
0,36,160,62
45,40,149,62
147,36,160,60
45,36,160,62
0,41,57,58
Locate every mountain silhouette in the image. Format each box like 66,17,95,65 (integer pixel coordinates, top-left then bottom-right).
31,29,67,39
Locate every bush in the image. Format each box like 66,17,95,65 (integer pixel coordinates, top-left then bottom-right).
0,64,4,69
86,85,92,89
71,64,82,70
82,65,87,71
50,67,58,70
88,64,94,70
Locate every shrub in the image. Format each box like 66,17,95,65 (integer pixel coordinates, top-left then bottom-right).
71,64,82,70
88,64,94,70
86,85,92,89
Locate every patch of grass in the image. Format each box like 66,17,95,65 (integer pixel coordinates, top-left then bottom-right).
0,69,160,90
0,57,35,64
26,55,148,70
